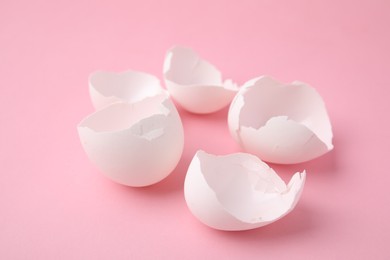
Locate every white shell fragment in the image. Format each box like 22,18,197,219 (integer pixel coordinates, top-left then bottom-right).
77,92,184,187
163,46,238,114
184,150,306,231
228,76,333,164
89,70,164,110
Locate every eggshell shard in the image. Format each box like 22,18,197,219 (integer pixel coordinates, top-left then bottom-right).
77,93,184,187
163,46,238,114
89,70,164,110
228,76,333,164
184,150,306,231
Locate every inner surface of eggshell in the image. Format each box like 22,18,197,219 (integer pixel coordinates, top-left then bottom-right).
184,150,306,230
240,116,330,164
163,46,222,86
89,70,164,109
236,76,332,148
197,151,305,223
79,94,169,133
163,46,238,114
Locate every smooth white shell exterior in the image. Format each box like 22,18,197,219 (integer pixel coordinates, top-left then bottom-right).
89,70,164,110
78,93,184,187
163,46,237,114
184,150,306,231
228,76,333,164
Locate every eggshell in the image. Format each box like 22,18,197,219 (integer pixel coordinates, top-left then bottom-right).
89,70,164,110
184,150,306,231
228,76,333,164
163,46,238,114
77,92,184,187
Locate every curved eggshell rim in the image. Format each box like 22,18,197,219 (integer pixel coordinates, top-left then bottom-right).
89,69,165,107
78,93,173,136
163,45,238,90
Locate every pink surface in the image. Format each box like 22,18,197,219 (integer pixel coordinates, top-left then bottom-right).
1,0,389,258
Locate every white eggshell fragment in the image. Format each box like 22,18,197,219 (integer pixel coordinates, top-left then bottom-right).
184,150,306,231
77,92,184,187
228,76,333,164
163,46,238,114
89,70,164,110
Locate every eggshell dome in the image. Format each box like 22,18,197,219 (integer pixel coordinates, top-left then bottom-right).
78,93,184,186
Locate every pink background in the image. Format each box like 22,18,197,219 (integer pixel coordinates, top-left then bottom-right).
1,0,389,258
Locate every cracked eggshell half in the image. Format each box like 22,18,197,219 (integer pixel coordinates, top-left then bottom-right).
228,76,333,164
89,70,164,110
77,92,184,187
163,46,238,114
184,150,306,231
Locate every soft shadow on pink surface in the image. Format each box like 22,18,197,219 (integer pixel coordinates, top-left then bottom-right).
178,104,231,122
184,203,323,242
227,207,314,237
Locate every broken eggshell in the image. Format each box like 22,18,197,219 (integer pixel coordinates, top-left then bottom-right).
163,46,238,114
77,92,184,187
228,76,333,164
89,70,164,110
184,150,306,231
